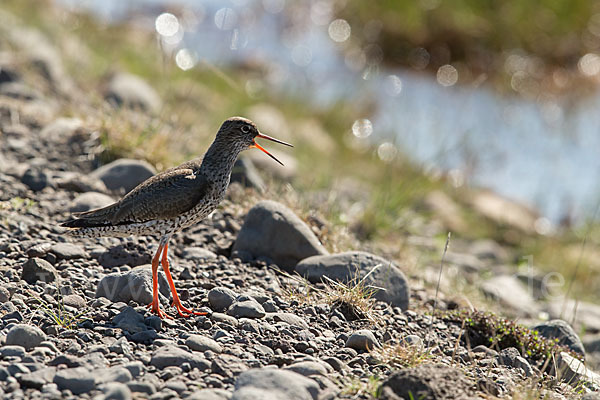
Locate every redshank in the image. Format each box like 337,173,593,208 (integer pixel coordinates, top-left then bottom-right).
61,117,292,318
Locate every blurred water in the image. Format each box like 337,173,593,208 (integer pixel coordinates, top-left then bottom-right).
58,0,600,225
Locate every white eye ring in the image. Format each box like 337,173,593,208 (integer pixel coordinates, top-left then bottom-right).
241,125,250,133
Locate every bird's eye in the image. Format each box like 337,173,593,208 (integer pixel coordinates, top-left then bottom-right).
241,125,250,134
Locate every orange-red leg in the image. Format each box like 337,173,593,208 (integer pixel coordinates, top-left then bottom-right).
161,242,206,318
148,242,171,319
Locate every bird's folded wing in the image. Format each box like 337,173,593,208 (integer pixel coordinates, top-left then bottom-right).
109,168,211,224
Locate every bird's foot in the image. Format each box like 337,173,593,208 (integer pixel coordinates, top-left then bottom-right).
171,300,207,318
147,301,172,320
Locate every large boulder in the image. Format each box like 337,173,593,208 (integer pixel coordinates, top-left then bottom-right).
91,159,156,193
232,201,328,271
295,251,410,310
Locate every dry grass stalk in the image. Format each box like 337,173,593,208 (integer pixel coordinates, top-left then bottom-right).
323,265,383,324
374,340,431,369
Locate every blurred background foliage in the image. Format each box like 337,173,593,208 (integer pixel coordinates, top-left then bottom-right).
2,0,600,303
342,0,598,94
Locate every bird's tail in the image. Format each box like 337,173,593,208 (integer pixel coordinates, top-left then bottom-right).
61,203,118,229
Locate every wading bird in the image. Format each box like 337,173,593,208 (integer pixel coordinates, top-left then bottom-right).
62,117,292,318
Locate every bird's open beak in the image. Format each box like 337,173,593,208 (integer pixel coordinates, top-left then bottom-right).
251,133,293,166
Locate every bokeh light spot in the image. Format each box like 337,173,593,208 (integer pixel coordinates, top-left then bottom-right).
175,48,196,71
291,45,312,66
263,0,285,14
437,64,458,86
588,14,600,37
364,44,383,65
377,142,397,163
155,13,179,37
408,47,430,70
214,8,237,30
448,169,465,188
352,118,373,138
310,1,333,26
245,79,264,98
534,217,553,235
328,19,351,43
578,53,600,76
344,47,366,71
385,75,402,96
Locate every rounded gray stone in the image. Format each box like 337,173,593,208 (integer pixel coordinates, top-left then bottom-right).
62,294,86,308
232,200,328,271
187,388,231,400
227,299,266,319
296,251,410,310
533,319,585,357
40,118,83,141
207,287,237,311
380,364,474,399
6,324,46,350
0,286,9,303
105,73,162,113
21,167,49,191
345,330,380,352
233,368,319,400
21,258,56,284
0,345,26,358
182,247,218,261
95,265,170,304
113,306,147,334
402,335,423,347
69,192,114,213
231,157,265,192
150,345,210,371
185,334,223,353
283,361,328,377
96,367,133,385
98,382,132,400
53,367,95,395
269,313,309,329
91,158,156,193
50,243,87,260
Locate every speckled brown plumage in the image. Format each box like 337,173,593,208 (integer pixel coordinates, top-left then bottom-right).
60,116,292,318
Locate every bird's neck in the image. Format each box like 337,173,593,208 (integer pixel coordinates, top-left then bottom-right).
200,140,243,182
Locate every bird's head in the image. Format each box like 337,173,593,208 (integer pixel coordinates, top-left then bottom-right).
217,117,293,165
